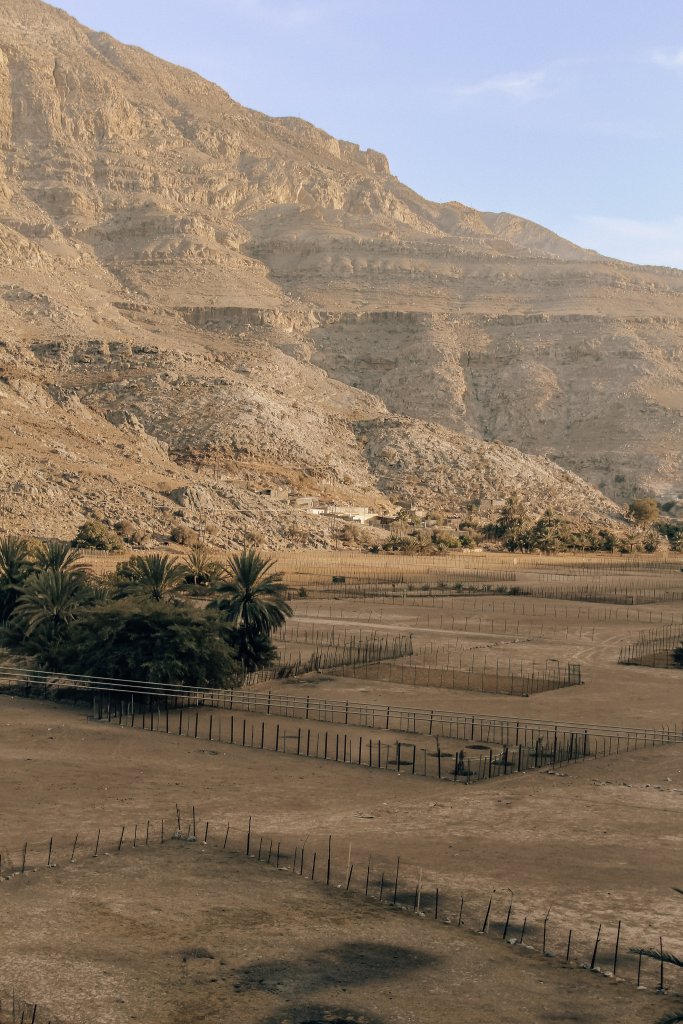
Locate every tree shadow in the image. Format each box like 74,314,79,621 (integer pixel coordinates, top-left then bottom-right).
259,1006,386,1024
233,940,439,999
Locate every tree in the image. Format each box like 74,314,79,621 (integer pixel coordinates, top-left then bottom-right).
211,549,292,634
210,548,292,671
225,625,277,674
115,553,186,602
0,535,34,623
529,509,576,553
182,544,223,586
495,495,530,551
628,498,660,528
9,568,88,659
53,599,239,690
34,540,87,574
72,520,123,551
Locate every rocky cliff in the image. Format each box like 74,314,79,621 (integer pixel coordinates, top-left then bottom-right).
1,0,681,544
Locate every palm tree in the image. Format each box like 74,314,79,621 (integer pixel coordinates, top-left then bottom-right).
12,568,86,638
34,540,87,574
210,548,292,634
182,544,223,587
0,535,34,623
116,553,186,602
210,549,291,674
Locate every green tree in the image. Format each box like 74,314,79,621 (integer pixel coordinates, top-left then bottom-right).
210,548,292,671
211,549,292,634
54,599,239,690
628,498,660,527
182,544,224,586
115,553,186,602
495,495,530,551
10,568,87,657
34,539,87,574
0,535,34,623
72,519,123,551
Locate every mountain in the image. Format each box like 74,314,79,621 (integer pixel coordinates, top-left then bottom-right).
1,0,681,544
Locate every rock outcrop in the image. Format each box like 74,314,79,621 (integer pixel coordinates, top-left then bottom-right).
0,0,681,542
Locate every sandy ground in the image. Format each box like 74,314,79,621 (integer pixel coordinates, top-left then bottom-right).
0,697,681,962
0,840,680,1024
1,553,682,1022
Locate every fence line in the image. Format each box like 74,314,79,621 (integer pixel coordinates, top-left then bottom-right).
89,696,683,786
292,580,683,606
0,809,678,998
0,994,61,1024
618,624,683,668
5,667,680,748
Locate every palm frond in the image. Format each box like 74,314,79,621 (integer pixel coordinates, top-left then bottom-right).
34,540,87,573
631,947,683,968
657,1011,683,1024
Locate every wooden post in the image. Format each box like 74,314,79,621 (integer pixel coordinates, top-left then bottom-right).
502,901,513,940
590,924,602,970
613,921,621,976
481,893,493,933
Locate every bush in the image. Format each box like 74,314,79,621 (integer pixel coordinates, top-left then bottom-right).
170,523,198,546
72,520,123,551
53,599,239,690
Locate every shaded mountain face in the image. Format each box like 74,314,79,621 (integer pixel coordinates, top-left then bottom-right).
0,0,681,542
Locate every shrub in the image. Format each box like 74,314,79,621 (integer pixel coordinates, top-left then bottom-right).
53,599,239,690
72,520,122,551
170,523,197,546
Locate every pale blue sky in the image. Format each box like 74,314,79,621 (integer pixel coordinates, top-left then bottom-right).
58,0,683,268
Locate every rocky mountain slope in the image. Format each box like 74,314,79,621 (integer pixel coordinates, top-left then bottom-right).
1,0,681,544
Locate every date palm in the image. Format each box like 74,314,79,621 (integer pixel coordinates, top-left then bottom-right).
34,539,87,574
211,548,292,635
0,535,34,623
182,544,223,587
13,568,86,637
116,553,186,602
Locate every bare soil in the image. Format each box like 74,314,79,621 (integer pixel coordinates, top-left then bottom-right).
0,839,679,1024
1,554,682,1022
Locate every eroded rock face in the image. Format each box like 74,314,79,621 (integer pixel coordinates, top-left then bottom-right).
0,0,680,542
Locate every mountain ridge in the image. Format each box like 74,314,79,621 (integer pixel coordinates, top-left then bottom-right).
1,0,681,545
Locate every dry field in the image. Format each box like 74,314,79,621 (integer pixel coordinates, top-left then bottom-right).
1,551,683,1024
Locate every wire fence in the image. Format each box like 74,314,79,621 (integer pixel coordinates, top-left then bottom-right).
0,809,677,997
89,695,683,786
0,995,62,1024
618,624,683,668
265,633,413,678
293,580,683,605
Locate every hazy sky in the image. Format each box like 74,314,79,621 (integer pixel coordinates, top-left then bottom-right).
58,0,683,268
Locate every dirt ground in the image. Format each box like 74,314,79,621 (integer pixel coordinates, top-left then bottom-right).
0,840,680,1024
1,552,683,1022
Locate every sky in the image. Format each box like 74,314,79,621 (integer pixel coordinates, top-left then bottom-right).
57,0,683,268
